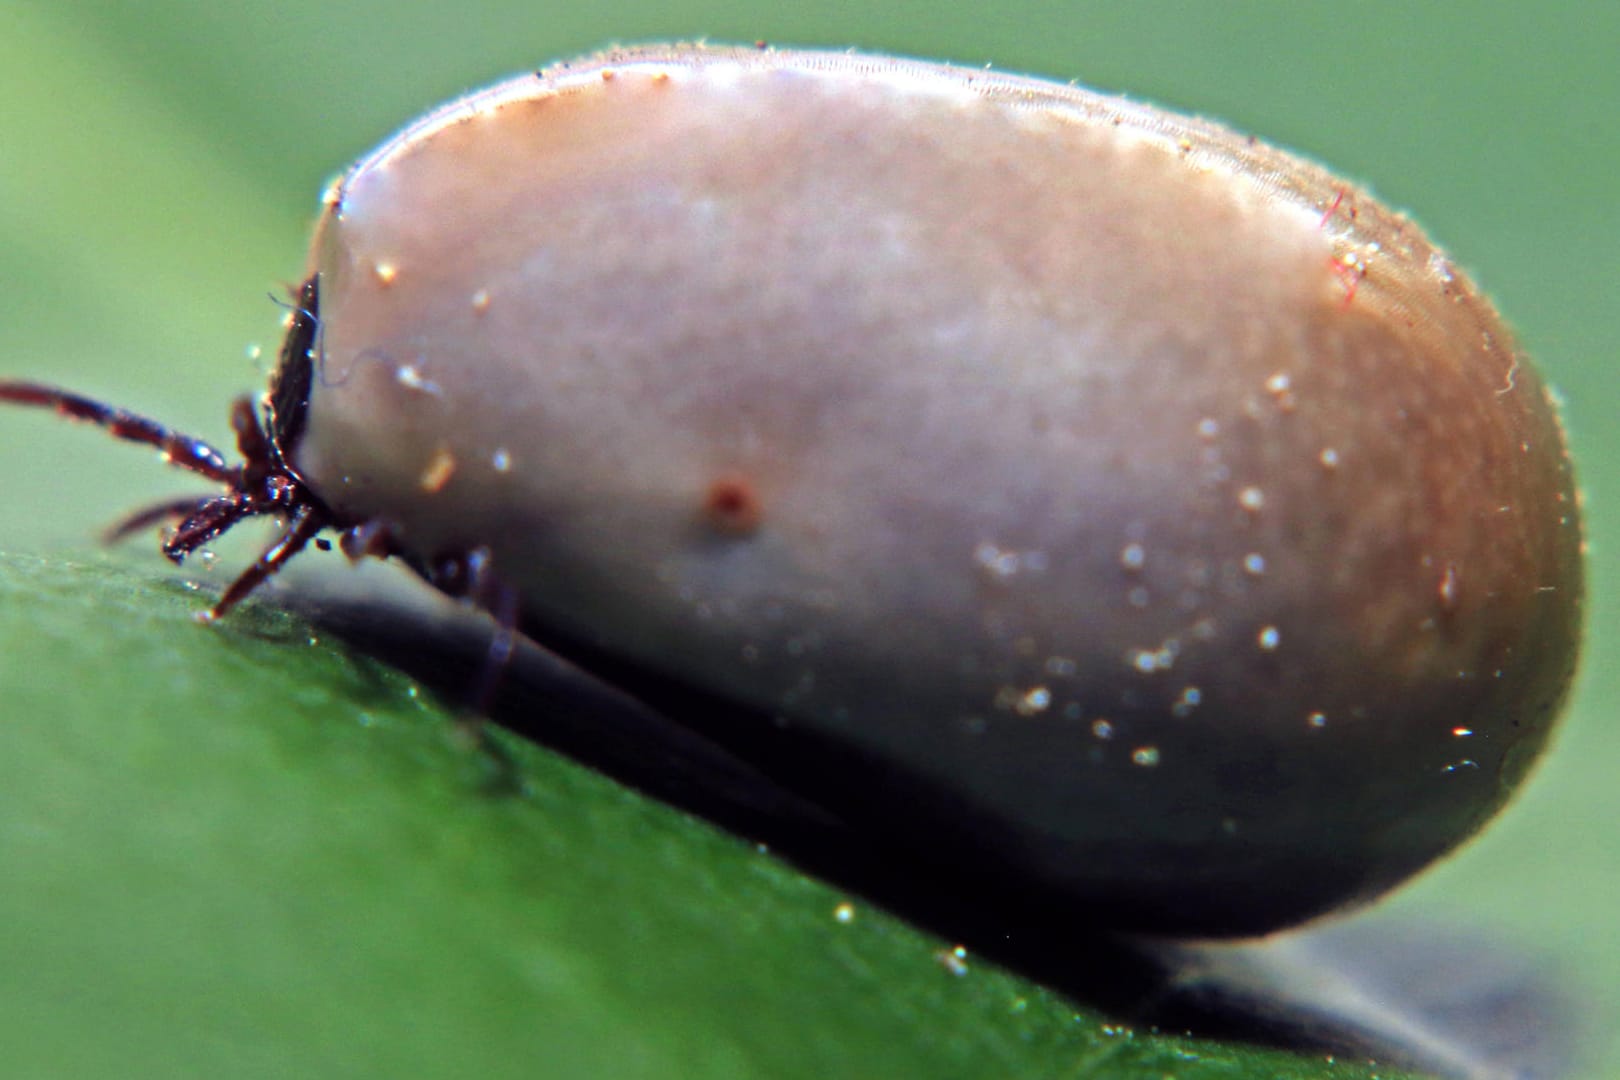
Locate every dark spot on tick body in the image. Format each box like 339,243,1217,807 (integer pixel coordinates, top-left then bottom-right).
703,472,763,535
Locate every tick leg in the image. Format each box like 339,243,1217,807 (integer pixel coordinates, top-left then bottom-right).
227,395,283,485
335,521,524,780
102,496,216,544
466,553,520,719
2,380,333,626
0,380,238,483
467,567,522,793
423,545,523,788
338,519,401,561
164,495,259,564
196,504,327,623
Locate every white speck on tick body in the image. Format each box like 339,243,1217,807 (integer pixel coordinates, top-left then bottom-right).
974,541,1022,581
418,446,457,493
1016,686,1052,715
395,365,441,395
1044,656,1077,677
1438,564,1460,611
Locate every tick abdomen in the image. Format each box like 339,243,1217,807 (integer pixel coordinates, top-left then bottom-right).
289,48,1580,934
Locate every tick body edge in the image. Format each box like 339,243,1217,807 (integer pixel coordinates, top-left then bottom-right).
0,44,1583,938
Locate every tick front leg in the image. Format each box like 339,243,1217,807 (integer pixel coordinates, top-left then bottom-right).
101,495,216,545
196,504,328,624
0,380,238,483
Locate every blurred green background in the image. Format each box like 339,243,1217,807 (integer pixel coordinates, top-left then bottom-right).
0,1,1614,1077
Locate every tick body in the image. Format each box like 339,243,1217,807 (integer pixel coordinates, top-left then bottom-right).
1,45,1583,937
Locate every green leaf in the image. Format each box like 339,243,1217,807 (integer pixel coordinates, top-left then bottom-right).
0,551,1417,1079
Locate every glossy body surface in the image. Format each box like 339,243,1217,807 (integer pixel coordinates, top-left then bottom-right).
25,44,1581,938
290,45,1583,936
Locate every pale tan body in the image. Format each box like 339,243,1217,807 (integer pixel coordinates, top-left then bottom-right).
295,46,1580,934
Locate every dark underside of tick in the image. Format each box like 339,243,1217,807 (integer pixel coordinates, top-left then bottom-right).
0,277,518,706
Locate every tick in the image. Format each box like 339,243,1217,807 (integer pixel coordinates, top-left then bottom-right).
1,44,1583,937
